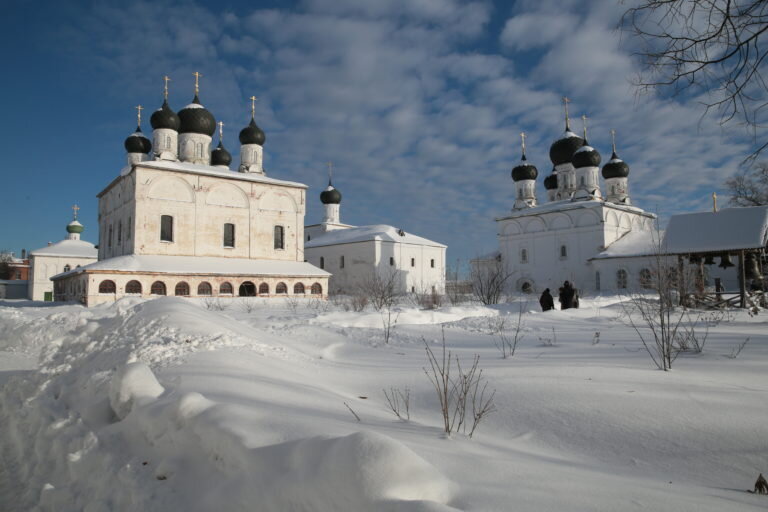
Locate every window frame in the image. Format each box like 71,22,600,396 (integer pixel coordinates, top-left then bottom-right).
274,225,285,250
223,223,235,248
160,215,174,243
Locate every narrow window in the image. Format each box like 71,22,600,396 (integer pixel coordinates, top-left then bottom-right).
165,135,171,149
580,176,585,186
411,258,415,267
560,245,567,258
274,225,284,250
195,143,203,158
430,259,435,268
108,225,113,248
307,235,310,241
617,269,628,289
117,222,122,245
161,215,173,242
521,249,528,264
595,271,601,291
127,217,132,240
390,257,395,266
223,223,235,248
320,257,325,269
340,256,345,269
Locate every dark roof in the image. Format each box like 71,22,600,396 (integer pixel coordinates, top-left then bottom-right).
150,99,181,131
239,118,266,145
602,152,630,179
178,95,216,136
211,141,232,167
549,130,584,166
124,126,152,153
544,173,558,190
320,183,342,204
511,155,538,181
572,142,601,168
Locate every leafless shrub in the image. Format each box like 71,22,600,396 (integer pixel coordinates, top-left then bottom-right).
381,307,399,344
350,295,369,312
423,327,496,438
445,258,471,305
382,387,410,421
538,327,557,347
488,304,526,359
238,297,256,313
675,309,724,353
410,284,443,310
307,296,331,313
357,269,402,311
343,401,361,422
203,297,229,311
727,337,750,359
285,294,300,314
470,256,513,305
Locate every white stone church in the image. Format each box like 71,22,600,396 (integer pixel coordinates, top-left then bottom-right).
491,107,658,294
304,176,446,295
52,77,329,306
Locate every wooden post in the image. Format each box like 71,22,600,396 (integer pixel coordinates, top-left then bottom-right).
738,250,746,308
678,255,686,306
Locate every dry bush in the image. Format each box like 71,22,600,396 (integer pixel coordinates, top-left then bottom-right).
382,386,410,420
358,269,402,311
470,256,513,305
203,297,229,311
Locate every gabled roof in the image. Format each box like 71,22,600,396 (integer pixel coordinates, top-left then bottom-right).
590,230,661,260
662,206,768,254
305,224,446,249
30,239,97,259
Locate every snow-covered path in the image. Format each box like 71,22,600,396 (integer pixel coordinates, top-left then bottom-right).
1,297,767,511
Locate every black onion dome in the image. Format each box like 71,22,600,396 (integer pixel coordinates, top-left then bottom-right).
320,183,342,204
572,142,601,168
178,95,216,136
549,130,584,166
511,155,538,182
124,126,152,153
239,118,266,146
211,141,232,167
150,99,181,131
602,151,630,179
544,173,558,190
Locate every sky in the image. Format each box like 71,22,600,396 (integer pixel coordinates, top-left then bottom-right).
0,0,761,264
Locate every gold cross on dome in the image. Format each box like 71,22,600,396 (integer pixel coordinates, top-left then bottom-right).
563,96,571,129
163,75,171,99
520,132,526,156
327,161,333,182
72,204,80,220
713,192,718,212
250,95,258,119
135,105,143,127
581,114,588,140
193,71,202,95
610,129,616,153
218,121,224,139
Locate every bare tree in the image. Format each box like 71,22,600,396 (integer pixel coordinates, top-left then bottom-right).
488,301,527,359
725,163,768,205
622,0,768,163
470,255,513,305
0,251,12,280
358,269,402,311
382,387,410,420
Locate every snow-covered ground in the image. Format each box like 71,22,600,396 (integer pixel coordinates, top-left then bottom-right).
0,295,766,511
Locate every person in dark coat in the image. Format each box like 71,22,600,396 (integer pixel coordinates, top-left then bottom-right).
559,281,575,310
539,288,555,311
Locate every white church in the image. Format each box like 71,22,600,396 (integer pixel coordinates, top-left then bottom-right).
490,103,659,294
304,173,446,295
52,75,329,306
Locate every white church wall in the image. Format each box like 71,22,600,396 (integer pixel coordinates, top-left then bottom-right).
305,241,376,294
28,254,96,301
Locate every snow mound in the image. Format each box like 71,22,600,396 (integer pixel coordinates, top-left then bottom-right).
109,362,164,420
315,306,496,328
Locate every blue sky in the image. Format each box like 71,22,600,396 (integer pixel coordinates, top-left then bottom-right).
0,0,759,263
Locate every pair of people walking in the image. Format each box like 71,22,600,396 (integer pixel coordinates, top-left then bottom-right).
539,281,579,311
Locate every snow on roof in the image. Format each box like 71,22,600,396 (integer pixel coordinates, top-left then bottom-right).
305,224,446,248
496,198,653,221
30,239,97,258
662,206,768,254
591,230,661,260
51,254,330,279
108,160,307,194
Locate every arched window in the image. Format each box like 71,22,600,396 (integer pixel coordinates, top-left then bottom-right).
151,281,166,295
63,264,71,273
161,215,173,242
521,282,533,294
219,282,233,295
639,268,653,289
223,223,235,248
294,283,305,294
520,249,528,264
197,282,212,296
258,282,269,295
560,245,567,259
165,135,171,149
175,282,190,296
274,225,285,250
98,280,116,293
276,282,287,294
127,217,132,240
320,257,325,269
195,143,203,158
126,280,142,294
117,222,122,245
617,269,628,289
595,271,601,291
239,281,257,297
311,283,323,295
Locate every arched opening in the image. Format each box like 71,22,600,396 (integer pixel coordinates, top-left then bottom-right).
220,282,233,295
63,264,71,273
239,281,257,297
639,268,653,289
98,280,116,294
258,282,269,295
197,282,212,296
617,269,628,289
521,282,533,294
311,283,323,295
125,280,142,294
293,283,305,294
175,282,190,296
151,281,167,295
276,282,287,294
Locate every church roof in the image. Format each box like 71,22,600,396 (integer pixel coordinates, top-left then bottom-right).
662,206,768,254
30,239,97,258
305,224,446,248
496,198,653,222
590,230,660,260
51,255,330,279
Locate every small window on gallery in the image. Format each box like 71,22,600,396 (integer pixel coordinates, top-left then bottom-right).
161,215,173,242
274,225,285,250
411,258,415,267
390,257,395,266
560,245,567,259
521,249,528,264
223,223,235,248
340,256,345,269
430,259,435,268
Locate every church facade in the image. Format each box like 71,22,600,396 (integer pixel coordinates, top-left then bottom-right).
493,108,657,294
304,177,446,295
52,77,328,306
